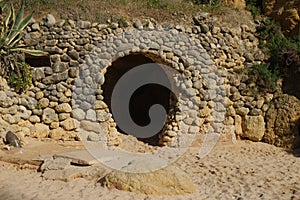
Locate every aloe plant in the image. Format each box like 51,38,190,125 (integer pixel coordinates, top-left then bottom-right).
0,1,45,91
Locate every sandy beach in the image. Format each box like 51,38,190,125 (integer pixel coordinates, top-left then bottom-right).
0,139,299,200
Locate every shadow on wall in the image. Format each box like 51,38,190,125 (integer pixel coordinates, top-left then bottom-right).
282,71,300,99
286,118,300,157
25,54,51,67
282,61,300,99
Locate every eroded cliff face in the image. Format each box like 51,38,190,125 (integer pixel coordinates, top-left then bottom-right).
263,0,300,36
222,0,246,9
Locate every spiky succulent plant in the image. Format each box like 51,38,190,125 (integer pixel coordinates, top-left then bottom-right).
0,1,45,92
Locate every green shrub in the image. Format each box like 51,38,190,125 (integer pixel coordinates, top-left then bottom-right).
117,16,129,28
245,0,262,17
0,1,45,92
194,0,212,4
194,0,221,13
258,19,300,76
247,18,300,93
147,0,159,8
247,63,278,93
9,62,32,92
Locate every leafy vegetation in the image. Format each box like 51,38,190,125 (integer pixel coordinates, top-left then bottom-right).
246,17,300,93
147,0,160,8
259,19,300,72
194,0,213,4
194,0,221,13
9,62,33,92
245,0,262,17
117,16,129,28
0,1,45,92
246,63,278,93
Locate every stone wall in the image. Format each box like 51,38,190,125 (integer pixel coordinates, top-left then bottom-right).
0,13,299,149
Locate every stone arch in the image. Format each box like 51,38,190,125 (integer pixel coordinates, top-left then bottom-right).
102,53,177,146
73,28,226,151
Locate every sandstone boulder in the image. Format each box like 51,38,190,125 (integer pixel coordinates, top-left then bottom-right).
42,108,58,124
49,127,66,140
31,123,50,138
60,118,77,131
72,108,86,120
0,77,9,91
43,14,56,27
242,115,265,141
264,94,300,149
55,103,72,113
262,0,300,36
101,162,196,195
223,0,246,9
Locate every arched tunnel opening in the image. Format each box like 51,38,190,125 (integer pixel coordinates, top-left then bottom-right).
102,54,176,146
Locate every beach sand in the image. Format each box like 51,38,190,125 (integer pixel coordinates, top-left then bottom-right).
0,140,299,200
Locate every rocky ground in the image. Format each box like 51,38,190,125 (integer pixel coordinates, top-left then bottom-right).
0,139,299,200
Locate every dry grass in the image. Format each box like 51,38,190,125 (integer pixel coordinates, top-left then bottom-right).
11,0,236,24
10,0,253,28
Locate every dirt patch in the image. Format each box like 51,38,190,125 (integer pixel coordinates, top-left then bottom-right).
12,0,254,28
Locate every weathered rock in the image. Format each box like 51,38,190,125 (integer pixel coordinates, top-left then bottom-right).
72,108,86,120
2,114,21,124
193,12,210,26
32,123,50,138
43,14,56,27
236,107,249,116
52,62,68,73
0,92,7,106
86,109,97,121
6,105,18,115
42,108,58,124
29,115,41,123
96,110,111,122
49,127,66,140
200,106,210,117
94,101,107,109
35,91,44,100
20,108,32,120
102,164,196,195
222,0,246,9
31,23,40,31
55,103,72,113
77,20,91,29
42,72,68,84
264,94,300,148
0,77,9,91
200,23,210,34
58,113,70,121
80,120,101,132
40,157,71,172
50,122,60,129
263,0,300,36
133,20,143,30
60,118,77,131
40,153,110,181
242,115,265,141
39,98,50,108
234,115,243,136
26,97,38,110
68,50,79,60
